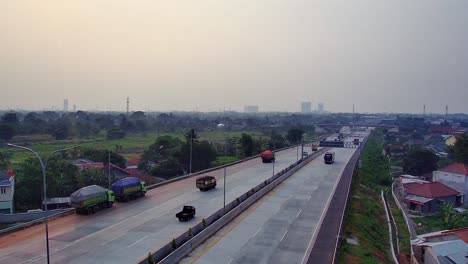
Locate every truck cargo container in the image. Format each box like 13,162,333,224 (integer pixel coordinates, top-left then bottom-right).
71,185,115,214
111,177,147,202
196,176,217,191
260,150,275,163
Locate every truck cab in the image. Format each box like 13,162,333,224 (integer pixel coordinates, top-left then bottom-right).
176,205,196,221
324,151,335,164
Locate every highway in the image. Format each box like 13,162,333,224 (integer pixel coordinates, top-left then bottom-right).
181,133,367,264
0,147,305,264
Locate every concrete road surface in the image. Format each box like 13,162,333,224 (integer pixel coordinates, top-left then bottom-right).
0,148,302,264
181,147,358,264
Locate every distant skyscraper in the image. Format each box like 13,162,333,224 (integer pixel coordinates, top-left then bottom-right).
301,102,311,113
63,99,69,112
318,103,324,113
73,104,77,112
244,105,258,113
126,97,130,116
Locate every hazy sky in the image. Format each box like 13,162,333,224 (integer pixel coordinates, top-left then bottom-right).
2,1,468,113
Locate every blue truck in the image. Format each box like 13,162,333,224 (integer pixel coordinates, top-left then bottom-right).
111,177,147,202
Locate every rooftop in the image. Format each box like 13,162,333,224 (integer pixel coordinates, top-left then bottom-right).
439,163,468,176
406,182,460,198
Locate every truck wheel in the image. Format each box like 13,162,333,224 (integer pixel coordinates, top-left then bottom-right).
87,207,92,215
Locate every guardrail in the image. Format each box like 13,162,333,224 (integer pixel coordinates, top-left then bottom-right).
0,145,300,236
139,149,327,264
145,144,300,191
382,190,399,264
0,208,75,235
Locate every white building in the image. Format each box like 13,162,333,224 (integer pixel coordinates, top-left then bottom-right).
0,171,15,214
433,163,468,207
318,102,324,113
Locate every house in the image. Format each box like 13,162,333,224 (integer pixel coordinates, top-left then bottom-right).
0,170,15,214
405,182,460,214
412,227,468,264
429,126,455,134
433,163,468,207
383,143,406,157
73,160,131,180
399,175,429,196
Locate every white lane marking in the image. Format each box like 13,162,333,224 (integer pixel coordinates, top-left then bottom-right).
296,209,302,218
300,148,355,264
101,233,126,245
227,258,234,264
307,196,312,201
287,194,293,200
24,209,169,263
280,230,288,242
251,227,262,238
273,207,280,215
127,236,148,248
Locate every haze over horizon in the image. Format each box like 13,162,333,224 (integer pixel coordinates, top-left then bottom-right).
2,1,468,114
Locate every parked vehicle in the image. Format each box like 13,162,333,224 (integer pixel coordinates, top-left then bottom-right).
324,151,335,164
176,205,196,221
302,151,309,158
260,150,275,163
71,185,115,214
196,176,217,191
312,144,319,151
111,177,147,202
354,138,360,145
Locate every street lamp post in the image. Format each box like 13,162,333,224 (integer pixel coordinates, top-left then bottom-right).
217,123,227,214
189,130,193,174
7,144,79,264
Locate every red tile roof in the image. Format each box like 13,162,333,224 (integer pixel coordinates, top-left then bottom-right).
439,163,468,176
127,156,141,166
406,182,459,198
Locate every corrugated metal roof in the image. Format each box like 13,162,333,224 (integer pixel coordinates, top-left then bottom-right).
431,239,468,264
405,194,433,205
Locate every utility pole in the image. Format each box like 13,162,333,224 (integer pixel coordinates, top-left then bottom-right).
423,104,426,116
126,97,130,116
445,105,448,118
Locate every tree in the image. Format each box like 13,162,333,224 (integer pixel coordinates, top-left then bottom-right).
1,112,19,124
13,158,43,210
106,129,126,140
52,120,70,140
150,158,184,178
0,152,10,170
81,149,126,168
286,128,304,145
0,124,16,141
447,134,468,164
178,140,217,172
440,202,467,229
184,128,199,145
139,136,182,171
80,167,114,188
239,133,254,158
402,148,439,175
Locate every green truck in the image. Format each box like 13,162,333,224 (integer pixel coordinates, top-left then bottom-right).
111,177,147,202
71,185,115,214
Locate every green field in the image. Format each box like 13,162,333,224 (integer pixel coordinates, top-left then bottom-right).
1,130,271,164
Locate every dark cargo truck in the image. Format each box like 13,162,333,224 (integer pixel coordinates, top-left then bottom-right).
176,206,196,221
111,177,147,202
71,185,115,214
324,151,335,164
196,176,217,191
260,150,275,163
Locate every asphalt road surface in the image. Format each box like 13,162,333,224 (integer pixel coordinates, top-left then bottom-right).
0,147,302,264
181,147,358,264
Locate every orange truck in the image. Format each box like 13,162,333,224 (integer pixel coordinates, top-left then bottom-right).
260,150,275,163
